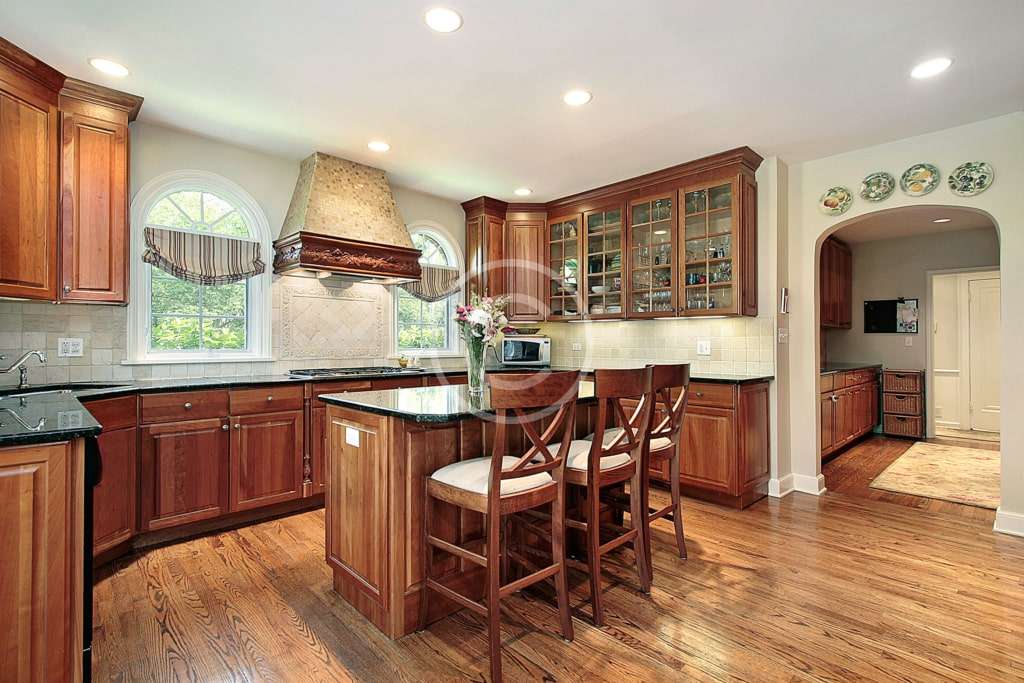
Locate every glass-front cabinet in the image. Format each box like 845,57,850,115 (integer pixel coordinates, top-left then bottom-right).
583,205,624,319
681,179,738,315
546,214,582,319
627,195,676,316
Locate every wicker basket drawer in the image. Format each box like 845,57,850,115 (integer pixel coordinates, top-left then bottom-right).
884,414,922,437
883,393,921,416
883,370,922,393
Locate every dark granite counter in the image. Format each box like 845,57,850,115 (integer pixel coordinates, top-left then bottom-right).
820,362,883,375
0,391,102,447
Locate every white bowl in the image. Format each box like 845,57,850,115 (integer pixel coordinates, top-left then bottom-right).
591,285,608,294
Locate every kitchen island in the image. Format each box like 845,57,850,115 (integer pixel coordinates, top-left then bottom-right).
318,371,772,639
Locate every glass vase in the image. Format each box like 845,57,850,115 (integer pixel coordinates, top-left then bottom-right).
465,338,486,395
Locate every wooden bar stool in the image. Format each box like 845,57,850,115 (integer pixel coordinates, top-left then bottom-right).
419,370,579,683
565,366,654,626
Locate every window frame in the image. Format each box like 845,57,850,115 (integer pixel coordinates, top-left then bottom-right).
392,223,464,359
127,170,272,364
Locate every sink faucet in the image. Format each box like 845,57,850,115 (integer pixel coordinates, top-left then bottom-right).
1,350,47,390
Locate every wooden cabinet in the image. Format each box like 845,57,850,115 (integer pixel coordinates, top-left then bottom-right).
582,204,625,318
82,395,138,555
463,196,507,298
0,39,62,301
230,410,304,512
820,237,852,328
0,440,84,682
820,368,879,459
546,213,583,320
308,379,373,496
627,195,675,317
504,212,547,321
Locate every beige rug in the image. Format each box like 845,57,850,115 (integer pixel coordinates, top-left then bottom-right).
870,442,1000,509
935,426,1000,443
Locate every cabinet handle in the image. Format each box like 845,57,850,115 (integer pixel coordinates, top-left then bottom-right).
221,424,229,431
894,395,907,400
184,402,192,410
694,391,704,398
234,424,240,429
831,394,838,402
266,395,273,402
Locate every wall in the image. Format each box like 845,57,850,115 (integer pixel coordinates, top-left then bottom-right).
824,227,999,368
785,112,1024,536
0,122,468,387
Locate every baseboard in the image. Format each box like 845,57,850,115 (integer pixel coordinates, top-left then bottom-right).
768,474,795,498
792,473,827,496
994,507,1024,537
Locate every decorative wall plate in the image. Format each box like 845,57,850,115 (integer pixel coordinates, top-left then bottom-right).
819,186,853,216
860,171,896,202
899,163,940,196
948,161,994,197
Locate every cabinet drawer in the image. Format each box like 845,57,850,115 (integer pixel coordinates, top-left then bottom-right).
883,393,921,416
230,385,304,415
82,394,137,430
883,370,922,393
819,373,836,393
141,390,229,423
841,369,877,388
688,382,736,408
311,380,373,399
883,414,923,438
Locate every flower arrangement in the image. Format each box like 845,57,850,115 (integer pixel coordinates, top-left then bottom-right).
455,293,512,393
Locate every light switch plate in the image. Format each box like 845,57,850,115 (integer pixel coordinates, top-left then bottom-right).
58,338,84,357
696,339,712,356
777,328,789,344
904,336,914,347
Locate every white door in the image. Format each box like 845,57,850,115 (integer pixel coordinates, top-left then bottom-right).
968,278,1001,432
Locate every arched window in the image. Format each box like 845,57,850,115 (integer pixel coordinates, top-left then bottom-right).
128,171,272,363
394,226,462,356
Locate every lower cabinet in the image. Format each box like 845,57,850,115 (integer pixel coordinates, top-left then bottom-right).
230,410,304,511
820,369,879,459
93,426,137,553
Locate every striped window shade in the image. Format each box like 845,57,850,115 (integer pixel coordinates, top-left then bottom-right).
398,264,460,302
143,227,265,285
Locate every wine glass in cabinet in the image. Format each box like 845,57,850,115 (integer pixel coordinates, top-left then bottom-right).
583,204,624,319
627,194,676,317
681,179,738,315
546,214,582,320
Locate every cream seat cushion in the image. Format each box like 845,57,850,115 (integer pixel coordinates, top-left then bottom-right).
430,456,552,496
565,439,632,471
585,427,672,452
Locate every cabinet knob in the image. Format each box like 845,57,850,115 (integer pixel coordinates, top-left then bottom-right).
63,285,71,294
694,391,704,398
234,424,240,429
266,395,273,402
184,402,192,410
221,424,229,431
831,394,838,402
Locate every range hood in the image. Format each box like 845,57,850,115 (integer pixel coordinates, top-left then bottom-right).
273,152,422,284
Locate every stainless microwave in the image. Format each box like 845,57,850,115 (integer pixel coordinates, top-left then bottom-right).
500,336,550,366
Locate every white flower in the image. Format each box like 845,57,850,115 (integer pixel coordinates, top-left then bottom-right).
467,308,491,327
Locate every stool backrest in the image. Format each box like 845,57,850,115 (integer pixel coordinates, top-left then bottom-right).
487,371,581,496
649,364,690,443
588,366,654,477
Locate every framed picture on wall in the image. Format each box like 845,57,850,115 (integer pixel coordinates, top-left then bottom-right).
864,298,919,333
896,298,919,333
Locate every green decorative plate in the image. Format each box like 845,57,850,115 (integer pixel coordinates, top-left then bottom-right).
819,186,853,216
948,161,994,197
900,163,940,196
860,171,895,202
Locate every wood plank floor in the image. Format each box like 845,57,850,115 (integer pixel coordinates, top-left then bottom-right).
93,486,1024,682
822,434,1000,523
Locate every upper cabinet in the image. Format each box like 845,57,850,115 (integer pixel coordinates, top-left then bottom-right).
627,195,674,317
504,211,546,322
820,236,852,328
462,197,507,299
0,38,141,304
584,204,624,319
546,213,582,320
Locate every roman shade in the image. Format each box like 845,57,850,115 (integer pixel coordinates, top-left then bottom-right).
143,227,265,285
398,264,460,302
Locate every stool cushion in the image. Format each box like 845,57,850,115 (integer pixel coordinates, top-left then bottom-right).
566,439,632,471
586,427,672,452
430,456,552,496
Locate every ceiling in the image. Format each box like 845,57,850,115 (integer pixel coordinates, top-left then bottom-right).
833,205,996,243
4,1,1023,202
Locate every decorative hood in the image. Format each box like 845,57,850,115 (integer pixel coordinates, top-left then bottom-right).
273,152,421,284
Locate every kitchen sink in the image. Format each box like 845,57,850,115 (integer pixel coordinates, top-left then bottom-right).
0,382,131,399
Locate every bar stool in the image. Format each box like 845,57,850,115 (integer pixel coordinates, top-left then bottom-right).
420,370,579,683
564,366,654,626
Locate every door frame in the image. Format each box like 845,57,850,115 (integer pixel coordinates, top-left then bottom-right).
925,266,1000,438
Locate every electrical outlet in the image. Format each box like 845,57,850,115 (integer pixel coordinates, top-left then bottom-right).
904,337,913,347
58,337,84,357
572,342,583,352
696,339,712,356
777,328,789,344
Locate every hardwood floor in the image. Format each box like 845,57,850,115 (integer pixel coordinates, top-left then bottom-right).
823,434,1000,522
93,486,1024,682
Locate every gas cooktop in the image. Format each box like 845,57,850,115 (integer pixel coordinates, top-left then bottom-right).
289,366,425,379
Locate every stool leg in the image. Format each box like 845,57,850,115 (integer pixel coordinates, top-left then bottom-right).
486,510,503,682
669,447,687,559
419,487,434,631
552,477,574,641
585,488,605,626
640,462,654,579
629,467,652,595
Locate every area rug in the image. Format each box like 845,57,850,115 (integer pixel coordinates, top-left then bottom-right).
869,442,1000,509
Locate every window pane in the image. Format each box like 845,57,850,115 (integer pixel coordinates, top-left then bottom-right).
151,316,201,350
210,212,249,237
151,270,200,314
202,192,234,224
203,282,247,316
169,191,203,222
397,293,423,324
203,318,247,350
397,325,424,349
425,300,448,325
418,326,446,349
147,197,192,229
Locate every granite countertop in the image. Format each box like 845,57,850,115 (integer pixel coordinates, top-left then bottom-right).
820,362,883,374
320,380,598,423
0,391,102,447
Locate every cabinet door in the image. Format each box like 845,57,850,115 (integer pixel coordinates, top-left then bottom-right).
820,394,836,454
819,241,833,326
679,405,734,493
505,218,546,321
59,110,128,302
230,410,303,512
583,205,625,319
834,389,854,445
0,441,82,682
93,426,136,555
546,214,582,319
140,418,230,531
0,77,59,300
681,180,736,315
838,243,852,328
310,406,327,495
628,194,675,317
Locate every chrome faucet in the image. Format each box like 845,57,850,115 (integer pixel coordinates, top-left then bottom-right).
1,350,47,390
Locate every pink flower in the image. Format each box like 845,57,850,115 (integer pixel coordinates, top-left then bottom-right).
501,326,515,333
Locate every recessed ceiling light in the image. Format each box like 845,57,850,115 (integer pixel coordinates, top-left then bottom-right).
89,58,129,78
513,187,532,197
563,89,593,106
425,7,463,33
933,218,952,223
911,57,952,79
367,140,391,152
